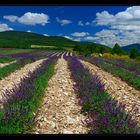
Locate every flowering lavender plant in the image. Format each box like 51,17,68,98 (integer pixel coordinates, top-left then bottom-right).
81,56,140,89
66,56,139,134
0,54,58,134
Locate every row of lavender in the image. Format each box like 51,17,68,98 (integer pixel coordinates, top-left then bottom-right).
65,56,139,134
96,57,140,76
79,56,140,89
0,54,62,134
0,50,73,81
0,51,65,80
0,51,73,62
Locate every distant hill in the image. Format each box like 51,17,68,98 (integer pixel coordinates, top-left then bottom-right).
122,43,140,52
0,31,111,54
0,31,76,49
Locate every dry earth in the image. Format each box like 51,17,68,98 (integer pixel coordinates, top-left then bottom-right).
32,56,88,134
80,59,140,124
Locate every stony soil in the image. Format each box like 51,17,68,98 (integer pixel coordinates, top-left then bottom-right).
70,52,73,56
80,59,140,124
32,57,88,134
0,60,17,68
0,58,47,100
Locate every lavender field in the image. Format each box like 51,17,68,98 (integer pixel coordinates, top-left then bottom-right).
0,48,139,134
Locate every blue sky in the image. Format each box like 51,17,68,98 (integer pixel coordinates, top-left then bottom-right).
1,6,140,47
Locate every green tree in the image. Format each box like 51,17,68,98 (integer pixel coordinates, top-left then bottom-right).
112,43,122,54
99,46,105,54
112,43,122,55
130,48,139,59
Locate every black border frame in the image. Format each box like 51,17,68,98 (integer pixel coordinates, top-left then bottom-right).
0,1,140,139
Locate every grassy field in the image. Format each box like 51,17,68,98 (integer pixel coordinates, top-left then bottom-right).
31,45,57,49
0,57,15,63
0,48,34,55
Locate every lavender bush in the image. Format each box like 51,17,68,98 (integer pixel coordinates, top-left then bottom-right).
81,56,140,89
66,56,139,134
0,55,58,134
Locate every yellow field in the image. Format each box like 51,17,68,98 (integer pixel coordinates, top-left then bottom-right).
31,45,57,49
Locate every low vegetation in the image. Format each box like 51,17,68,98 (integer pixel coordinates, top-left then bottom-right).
82,56,140,89
0,57,56,134
0,51,53,80
0,48,34,55
0,57,15,63
67,56,139,134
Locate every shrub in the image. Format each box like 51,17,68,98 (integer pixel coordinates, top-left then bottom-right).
112,43,122,55
102,53,130,60
102,53,113,58
130,48,139,59
135,56,140,61
91,53,99,57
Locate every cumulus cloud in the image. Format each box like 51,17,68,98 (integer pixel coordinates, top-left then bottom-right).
89,6,140,47
71,32,89,37
83,29,140,47
85,22,90,25
56,17,72,26
91,30,121,47
77,20,94,26
95,6,140,31
18,12,49,25
27,30,31,32
3,15,18,22
43,34,49,36
0,23,13,32
95,11,115,26
78,21,84,26
84,36,97,41
4,12,50,26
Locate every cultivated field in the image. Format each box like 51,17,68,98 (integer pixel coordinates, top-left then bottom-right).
31,45,57,49
0,48,140,134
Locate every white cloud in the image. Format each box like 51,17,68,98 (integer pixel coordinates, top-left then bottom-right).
56,17,72,26
90,6,140,47
77,20,94,26
78,21,84,26
95,11,115,26
0,23,13,32
27,30,31,32
115,11,133,20
95,6,140,31
73,38,81,41
85,22,90,25
4,12,50,26
91,30,121,47
84,29,140,47
71,32,89,37
18,12,49,26
3,15,18,22
43,34,49,36
84,36,97,41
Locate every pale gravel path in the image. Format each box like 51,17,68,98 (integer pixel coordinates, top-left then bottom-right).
32,57,88,134
0,60,17,68
80,59,140,124
0,58,47,98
